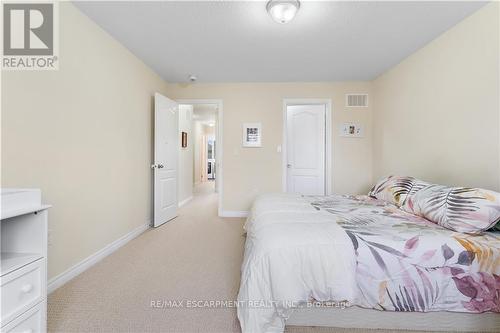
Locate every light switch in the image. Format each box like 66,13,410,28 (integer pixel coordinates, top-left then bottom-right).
277,145,282,153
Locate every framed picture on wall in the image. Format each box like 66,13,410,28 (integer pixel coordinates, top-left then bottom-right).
242,123,262,147
181,131,187,148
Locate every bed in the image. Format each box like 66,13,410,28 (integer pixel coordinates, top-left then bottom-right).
237,191,500,333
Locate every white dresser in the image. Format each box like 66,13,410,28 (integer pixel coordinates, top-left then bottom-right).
1,189,50,333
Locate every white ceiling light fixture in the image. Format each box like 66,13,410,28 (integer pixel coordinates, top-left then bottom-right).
266,0,300,24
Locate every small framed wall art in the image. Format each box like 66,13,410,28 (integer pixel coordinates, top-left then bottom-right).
181,131,188,148
242,123,262,147
340,123,364,138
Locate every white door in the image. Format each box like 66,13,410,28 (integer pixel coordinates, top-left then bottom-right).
286,104,326,195
153,93,178,227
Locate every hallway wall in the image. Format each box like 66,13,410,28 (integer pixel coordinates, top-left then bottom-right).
193,121,204,184
179,105,194,203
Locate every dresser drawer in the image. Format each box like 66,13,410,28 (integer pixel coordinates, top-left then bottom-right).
1,301,46,333
1,259,46,325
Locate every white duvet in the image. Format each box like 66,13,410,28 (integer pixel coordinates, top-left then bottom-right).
237,193,357,333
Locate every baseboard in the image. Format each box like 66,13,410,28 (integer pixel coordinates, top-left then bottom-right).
48,222,150,294
178,196,194,207
219,210,248,218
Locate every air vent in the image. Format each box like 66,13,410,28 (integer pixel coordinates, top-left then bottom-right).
346,94,368,107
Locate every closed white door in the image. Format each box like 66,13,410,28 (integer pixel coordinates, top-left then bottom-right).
286,105,326,195
153,93,178,227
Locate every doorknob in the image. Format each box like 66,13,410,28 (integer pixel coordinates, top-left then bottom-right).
151,164,165,169
287,164,292,168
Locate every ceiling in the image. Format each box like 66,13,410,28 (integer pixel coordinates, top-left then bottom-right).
192,104,217,123
74,1,486,83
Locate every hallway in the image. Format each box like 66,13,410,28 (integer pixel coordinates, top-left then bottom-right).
194,180,216,196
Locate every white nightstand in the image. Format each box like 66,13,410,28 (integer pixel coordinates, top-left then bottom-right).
1,189,50,333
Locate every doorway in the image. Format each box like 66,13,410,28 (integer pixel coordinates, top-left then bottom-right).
282,99,332,195
206,136,216,181
178,99,223,216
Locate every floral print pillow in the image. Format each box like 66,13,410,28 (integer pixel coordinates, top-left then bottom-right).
401,183,500,234
368,175,422,207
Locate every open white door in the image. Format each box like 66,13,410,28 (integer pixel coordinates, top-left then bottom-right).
152,93,178,227
286,104,326,195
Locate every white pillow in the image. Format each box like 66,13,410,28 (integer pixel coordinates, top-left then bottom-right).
401,182,500,234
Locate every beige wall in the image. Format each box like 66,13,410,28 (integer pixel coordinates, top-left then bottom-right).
372,3,500,190
166,82,373,211
178,105,194,202
193,121,204,184
1,3,170,279
204,124,215,137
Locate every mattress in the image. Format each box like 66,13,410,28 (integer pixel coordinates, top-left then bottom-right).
237,193,500,333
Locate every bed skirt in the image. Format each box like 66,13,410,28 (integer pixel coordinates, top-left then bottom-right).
286,306,500,332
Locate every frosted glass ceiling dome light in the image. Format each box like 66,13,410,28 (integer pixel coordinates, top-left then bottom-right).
266,0,300,24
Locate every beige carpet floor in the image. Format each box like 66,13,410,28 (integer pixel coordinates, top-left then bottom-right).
49,183,458,333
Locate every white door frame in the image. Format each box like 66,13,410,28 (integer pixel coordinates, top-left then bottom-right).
282,99,333,195
177,99,224,216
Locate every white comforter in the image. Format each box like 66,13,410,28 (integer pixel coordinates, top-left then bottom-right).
237,193,357,333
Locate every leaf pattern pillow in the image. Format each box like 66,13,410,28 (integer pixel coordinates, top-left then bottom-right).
401,183,500,234
368,175,422,207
